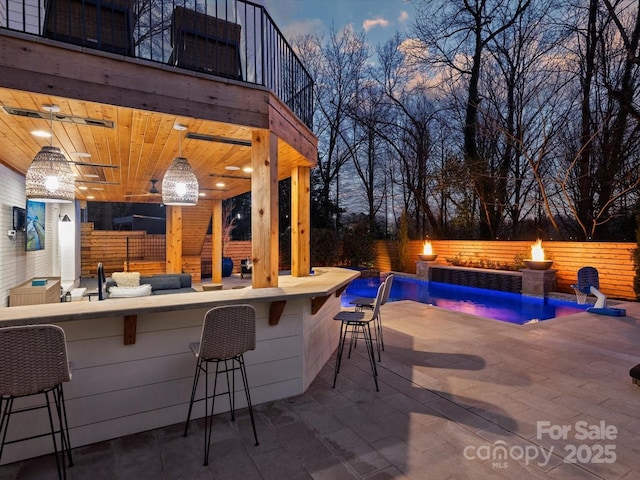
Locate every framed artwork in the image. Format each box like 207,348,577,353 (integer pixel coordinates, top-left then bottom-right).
25,200,46,251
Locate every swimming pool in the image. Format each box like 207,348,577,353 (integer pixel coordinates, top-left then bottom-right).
342,276,588,325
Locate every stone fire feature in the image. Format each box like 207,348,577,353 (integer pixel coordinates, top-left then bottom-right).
416,262,557,297
521,268,557,296
416,262,522,293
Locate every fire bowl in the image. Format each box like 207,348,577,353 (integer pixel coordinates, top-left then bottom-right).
418,254,438,261
524,260,554,270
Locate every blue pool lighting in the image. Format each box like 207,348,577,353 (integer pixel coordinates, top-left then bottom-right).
342,276,588,325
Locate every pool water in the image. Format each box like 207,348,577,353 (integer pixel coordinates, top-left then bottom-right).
342,276,588,325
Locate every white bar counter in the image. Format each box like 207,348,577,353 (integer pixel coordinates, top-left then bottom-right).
0,267,358,464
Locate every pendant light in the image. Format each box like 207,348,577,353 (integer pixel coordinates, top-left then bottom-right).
162,124,199,206
25,105,75,203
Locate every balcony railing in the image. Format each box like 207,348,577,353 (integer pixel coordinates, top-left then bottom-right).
0,0,313,128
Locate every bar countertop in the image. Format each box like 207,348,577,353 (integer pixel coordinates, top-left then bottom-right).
0,267,359,327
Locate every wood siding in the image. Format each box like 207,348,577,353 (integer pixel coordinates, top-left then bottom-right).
374,240,637,301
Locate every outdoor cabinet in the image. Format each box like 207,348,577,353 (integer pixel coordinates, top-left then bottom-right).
169,6,242,80
43,0,134,56
9,277,61,307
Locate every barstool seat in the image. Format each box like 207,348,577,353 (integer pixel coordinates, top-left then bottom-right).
0,324,73,480
184,304,259,466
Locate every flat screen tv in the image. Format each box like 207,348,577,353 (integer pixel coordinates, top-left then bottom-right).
12,206,26,231
25,200,46,251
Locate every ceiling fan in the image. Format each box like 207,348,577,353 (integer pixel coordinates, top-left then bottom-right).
124,179,161,198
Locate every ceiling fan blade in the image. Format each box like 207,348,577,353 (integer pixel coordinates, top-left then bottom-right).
70,161,119,168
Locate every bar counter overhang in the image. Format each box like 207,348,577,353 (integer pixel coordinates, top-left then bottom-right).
0,267,358,464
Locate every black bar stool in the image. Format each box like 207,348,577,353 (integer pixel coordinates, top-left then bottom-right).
184,304,259,466
333,282,386,391
0,324,73,480
350,273,394,361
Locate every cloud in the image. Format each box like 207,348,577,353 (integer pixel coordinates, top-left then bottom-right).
398,10,409,23
363,17,390,32
280,18,326,40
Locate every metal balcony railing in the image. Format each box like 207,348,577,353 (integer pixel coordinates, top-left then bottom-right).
0,0,313,129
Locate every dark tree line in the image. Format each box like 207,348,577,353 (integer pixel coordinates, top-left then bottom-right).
294,0,640,242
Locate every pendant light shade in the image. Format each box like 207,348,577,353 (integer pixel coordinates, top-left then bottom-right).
25,105,75,203
162,124,198,206
162,156,199,205
26,145,75,203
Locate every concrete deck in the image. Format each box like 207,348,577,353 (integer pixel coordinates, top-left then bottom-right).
1,298,639,479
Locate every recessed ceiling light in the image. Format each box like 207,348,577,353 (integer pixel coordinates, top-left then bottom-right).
31,130,51,138
216,182,226,188
243,167,253,173
84,174,100,178
78,186,88,190
225,166,240,171
198,192,206,197
86,195,95,199
92,187,104,191
71,152,92,158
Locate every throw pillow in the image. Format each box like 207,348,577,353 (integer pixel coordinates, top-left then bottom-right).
109,284,152,298
112,271,141,288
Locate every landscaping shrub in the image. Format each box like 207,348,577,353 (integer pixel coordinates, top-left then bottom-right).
339,221,375,268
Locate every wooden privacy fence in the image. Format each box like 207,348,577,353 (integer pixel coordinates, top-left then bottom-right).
81,224,637,300
374,240,637,301
81,223,251,281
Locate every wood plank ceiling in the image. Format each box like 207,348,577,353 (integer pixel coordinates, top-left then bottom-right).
0,87,302,203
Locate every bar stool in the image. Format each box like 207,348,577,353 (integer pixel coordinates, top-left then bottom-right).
350,273,394,361
0,325,73,480
184,304,259,466
333,282,386,391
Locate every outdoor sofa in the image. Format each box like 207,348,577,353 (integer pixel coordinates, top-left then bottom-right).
106,272,196,297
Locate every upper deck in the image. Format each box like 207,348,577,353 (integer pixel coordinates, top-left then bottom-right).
0,0,316,203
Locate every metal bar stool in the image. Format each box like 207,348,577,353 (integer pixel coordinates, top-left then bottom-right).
333,282,386,391
184,304,259,466
349,273,394,361
0,325,73,480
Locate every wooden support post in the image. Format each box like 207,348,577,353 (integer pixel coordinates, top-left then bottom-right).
123,314,137,345
166,206,183,274
291,166,311,277
212,199,222,284
251,129,279,288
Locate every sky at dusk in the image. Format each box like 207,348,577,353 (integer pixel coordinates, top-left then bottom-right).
263,0,413,48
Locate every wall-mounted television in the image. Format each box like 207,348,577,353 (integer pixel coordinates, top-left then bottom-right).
25,200,46,251
12,206,26,231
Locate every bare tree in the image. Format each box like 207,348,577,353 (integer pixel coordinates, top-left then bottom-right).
345,82,389,235
410,0,532,239
293,25,369,231
480,0,569,238
561,0,640,239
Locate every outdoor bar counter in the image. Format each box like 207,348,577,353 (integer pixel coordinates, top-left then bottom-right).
0,267,359,464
